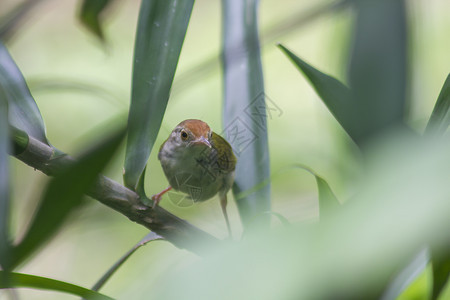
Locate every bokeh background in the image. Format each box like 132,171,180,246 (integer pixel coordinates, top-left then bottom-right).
2,0,450,299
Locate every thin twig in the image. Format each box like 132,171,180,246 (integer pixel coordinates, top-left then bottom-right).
91,232,163,292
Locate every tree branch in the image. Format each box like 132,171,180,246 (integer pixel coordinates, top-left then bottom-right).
12,132,221,255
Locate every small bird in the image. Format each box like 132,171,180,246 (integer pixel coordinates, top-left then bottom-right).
152,119,237,236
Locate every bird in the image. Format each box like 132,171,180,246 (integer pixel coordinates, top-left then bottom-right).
152,119,237,236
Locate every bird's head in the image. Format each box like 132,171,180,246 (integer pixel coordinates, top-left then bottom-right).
169,119,212,150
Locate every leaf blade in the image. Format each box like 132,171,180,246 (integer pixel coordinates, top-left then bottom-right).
315,176,340,218
0,271,113,300
291,164,340,219
425,74,450,136
124,0,195,191
222,0,271,231
348,0,407,142
381,248,429,300
431,248,450,300
0,42,48,144
79,0,112,41
277,44,358,144
0,88,11,270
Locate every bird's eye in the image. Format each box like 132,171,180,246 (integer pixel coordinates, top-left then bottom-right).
180,130,188,141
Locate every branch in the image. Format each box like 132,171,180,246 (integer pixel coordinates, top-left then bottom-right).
11,131,221,255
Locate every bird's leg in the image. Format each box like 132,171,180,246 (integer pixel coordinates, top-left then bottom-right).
220,194,232,238
151,186,172,208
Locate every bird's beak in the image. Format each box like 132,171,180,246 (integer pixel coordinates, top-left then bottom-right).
193,136,212,148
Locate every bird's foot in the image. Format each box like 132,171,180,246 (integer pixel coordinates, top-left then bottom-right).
150,194,161,209
151,186,172,209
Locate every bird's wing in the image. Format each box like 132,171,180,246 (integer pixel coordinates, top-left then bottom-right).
211,132,237,173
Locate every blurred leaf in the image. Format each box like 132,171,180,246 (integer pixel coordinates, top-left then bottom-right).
153,132,450,300
0,271,113,300
396,266,432,300
0,90,11,270
292,164,340,219
279,0,408,145
277,44,358,144
431,249,450,300
0,42,48,144
28,77,126,108
313,174,340,218
381,248,429,300
0,0,44,41
234,176,270,201
425,74,450,136
124,0,195,191
222,0,271,232
348,0,407,143
79,0,113,41
263,0,350,45
91,232,163,292
11,126,126,269
261,211,290,227
173,0,351,96
9,125,29,156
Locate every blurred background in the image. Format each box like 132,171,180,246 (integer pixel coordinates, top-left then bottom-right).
1,0,450,298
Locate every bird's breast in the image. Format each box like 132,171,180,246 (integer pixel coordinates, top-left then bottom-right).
159,145,229,201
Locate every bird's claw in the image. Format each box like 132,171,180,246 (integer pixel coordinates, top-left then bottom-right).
150,186,172,209
151,194,161,209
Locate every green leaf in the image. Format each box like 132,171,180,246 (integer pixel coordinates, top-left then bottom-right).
431,249,450,300
9,126,29,155
0,271,113,300
79,0,113,41
28,77,125,107
425,74,450,136
152,133,450,300
277,44,358,144
124,0,195,191
0,89,11,270
261,211,291,227
382,248,429,299
91,232,163,292
0,42,48,144
292,164,340,219
221,0,271,232
11,126,126,269
348,0,407,143
279,0,408,146
173,0,351,98
315,175,340,218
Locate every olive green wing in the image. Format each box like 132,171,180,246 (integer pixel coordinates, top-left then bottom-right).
211,132,237,173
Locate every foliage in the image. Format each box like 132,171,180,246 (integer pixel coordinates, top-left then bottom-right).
124,0,195,194
0,0,449,299
222,0,271,231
